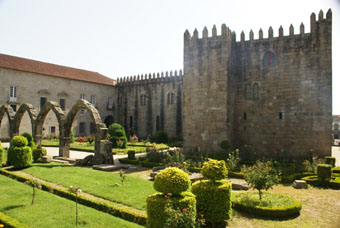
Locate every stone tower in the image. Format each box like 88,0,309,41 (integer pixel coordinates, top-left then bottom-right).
183,25,235,152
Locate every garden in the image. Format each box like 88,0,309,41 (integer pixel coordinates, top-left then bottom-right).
0,125,340,228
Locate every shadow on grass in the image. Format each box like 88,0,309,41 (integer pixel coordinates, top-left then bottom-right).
2,205,25,211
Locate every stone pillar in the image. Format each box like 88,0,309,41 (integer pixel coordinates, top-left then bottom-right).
59,136,70,157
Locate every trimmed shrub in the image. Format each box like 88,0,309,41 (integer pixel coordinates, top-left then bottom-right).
201,159,228,181
152,131,168,144
141,160,163,168
317,164,332,181
220,140,231,150
332,167,340,173
32,145,47,163
146,192,196,228
128,150,136,160
233,192,302,219
0,141,5,166
119,158,139,165
70,130,75,143
108,123,127,149
302,175,340,189
325,156,336,167
21,132,36,150
154,167,191,195
192,180,232,225
7,136,32,169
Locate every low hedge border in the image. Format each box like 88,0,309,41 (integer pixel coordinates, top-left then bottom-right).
232,193,302,219
118,158,140,165
141,161,163,168
0,168,147,225
302,175,340,189
0,212,30,228
332,167,340,173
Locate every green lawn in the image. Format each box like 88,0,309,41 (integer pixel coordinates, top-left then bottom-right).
0,175,143,228
22,163,155,210
41,140,168,154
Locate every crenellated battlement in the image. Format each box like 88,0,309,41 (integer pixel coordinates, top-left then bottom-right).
237,9,331,43
116,69,183,86
184,24,235,44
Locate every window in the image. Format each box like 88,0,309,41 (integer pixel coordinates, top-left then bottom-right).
107,97,113,110
253,83,260,100
90,122,95,134
279,112,283,119
263,51,276,67
10,104,16,112
80,94,85,100
156,115,160,131
243,113,247,120
167,93,175,104
50,126,56,134
140,95,147,106
40,97,47,110
80,109,85,115
59,99,65,111
90,95,96,106
245,84,252,100
79,122,86,135
9,86,17,102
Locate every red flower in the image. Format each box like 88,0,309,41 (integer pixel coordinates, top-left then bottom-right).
182,208,187,212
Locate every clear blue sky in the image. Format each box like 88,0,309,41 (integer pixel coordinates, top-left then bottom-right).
0,0,339,113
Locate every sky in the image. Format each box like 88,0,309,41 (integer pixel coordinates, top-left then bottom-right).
0,0,339,113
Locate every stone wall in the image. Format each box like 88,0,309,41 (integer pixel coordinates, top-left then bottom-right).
116,72,183,139
0,68,115,140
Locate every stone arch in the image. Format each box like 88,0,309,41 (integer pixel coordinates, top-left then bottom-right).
0,105,16,139
35,101,65,146
13,103,38,137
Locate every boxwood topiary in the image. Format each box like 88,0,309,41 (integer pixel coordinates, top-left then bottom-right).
108,123,127,149
325,156,336,167
21,132,36,150
317,164,332,181
192,180,232,225
151,131,168,144
33,145,47,163
154,167,191,195
146,192,196,228
201,159,228,181
7,136,32,169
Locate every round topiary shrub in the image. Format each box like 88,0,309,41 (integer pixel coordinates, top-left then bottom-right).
7,136,32,169
21,132,36,150
233,192,302,219
33,145,47,163
201,159,228,181
154,167,191,195
0,141,5,166
108,123,127,149
192,180,232,224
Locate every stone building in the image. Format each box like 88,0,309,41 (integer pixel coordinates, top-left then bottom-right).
332,115,340,140
0,53,115,140
0,9,333,159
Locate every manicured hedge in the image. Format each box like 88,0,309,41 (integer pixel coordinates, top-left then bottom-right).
153,167,191,195
302,175,340,189
325,156,336,167
332,167,340,173
229,171,244,179
146,192,196,228
0,212,30,228
141,161,163,168
192,180,232,224
0,168,147,225
188,167,202,173
119,158,139,165
232,193,302,219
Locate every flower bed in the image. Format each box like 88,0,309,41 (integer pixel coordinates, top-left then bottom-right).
232,192,302,219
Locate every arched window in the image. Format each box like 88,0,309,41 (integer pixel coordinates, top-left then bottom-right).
167,92,175,104
140,95,147,106
156,115,160,132
245,84,252,100
253,83,260,100
263,51,276,67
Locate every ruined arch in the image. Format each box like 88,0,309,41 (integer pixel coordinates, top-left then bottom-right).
35,101,65,146
0,105,16,139
13,103,38,137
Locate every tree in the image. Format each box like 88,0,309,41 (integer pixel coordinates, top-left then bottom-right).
241,161,281,200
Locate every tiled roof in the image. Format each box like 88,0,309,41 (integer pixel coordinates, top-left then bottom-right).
0,53,114,86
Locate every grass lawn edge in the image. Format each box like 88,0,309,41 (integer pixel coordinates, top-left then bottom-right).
0,168,147,226
0,212,30,228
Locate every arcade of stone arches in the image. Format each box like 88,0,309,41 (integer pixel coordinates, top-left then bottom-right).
0,99,113,164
